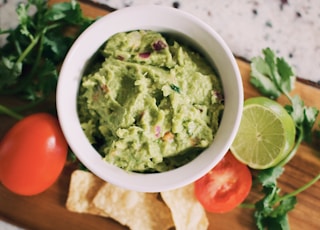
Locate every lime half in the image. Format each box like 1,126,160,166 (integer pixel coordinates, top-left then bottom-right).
231,97,296,169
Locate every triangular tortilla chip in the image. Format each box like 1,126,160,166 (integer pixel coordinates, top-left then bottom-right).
92,183,174,230
66,170,106,216
161,183,209,230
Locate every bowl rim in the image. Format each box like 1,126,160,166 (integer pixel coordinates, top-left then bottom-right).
56,5,243,192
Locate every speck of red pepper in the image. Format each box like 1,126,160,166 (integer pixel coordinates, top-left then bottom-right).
117,55,124,61
139,52,151,58
152,40,167,51
100,84,109,93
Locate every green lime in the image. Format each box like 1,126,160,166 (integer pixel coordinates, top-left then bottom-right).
230,97,296,169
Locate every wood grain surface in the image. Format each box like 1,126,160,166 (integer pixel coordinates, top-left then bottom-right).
0,1,319,229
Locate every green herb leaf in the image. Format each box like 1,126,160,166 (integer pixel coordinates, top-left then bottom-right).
284,95,304,124
271,196,297,218
257,166,284,187
0,0,95,112
16,2,34,40
250,56,280,99
250,48,295,99
315,123,320,140
249,48,320,230
24,59,58,101
0,56,22,88
254,167,296,230
276,57,295,93
285,95,319,143
303,106,319,142
170,84,180,93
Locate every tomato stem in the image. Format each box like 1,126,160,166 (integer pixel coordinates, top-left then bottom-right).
0,104,24,120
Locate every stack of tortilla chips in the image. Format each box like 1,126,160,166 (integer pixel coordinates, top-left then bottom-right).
66,170,209,230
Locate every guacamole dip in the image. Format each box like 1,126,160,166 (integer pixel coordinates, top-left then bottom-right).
77,30,224,173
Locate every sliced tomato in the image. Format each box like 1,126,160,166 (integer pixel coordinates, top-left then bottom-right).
194,150,252,213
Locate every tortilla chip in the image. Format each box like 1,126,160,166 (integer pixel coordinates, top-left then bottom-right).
161,183,209,230
66,170,106,215
92,183,174,230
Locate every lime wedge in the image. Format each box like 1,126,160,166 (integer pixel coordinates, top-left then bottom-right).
231,97,296,169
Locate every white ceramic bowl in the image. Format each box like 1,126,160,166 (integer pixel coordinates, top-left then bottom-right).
57,5,243,192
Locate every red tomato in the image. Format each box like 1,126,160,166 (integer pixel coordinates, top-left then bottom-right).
0,113,68,196
194,151,252,213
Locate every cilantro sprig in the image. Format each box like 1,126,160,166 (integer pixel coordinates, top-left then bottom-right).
0,0,95,117
254,167,320,230
248,48,320,230
251,48,319,156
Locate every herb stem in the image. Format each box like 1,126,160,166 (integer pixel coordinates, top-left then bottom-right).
17,34,40,64
277,127,303,167
46,22,64,31
239,203,255,209
13,98,45,112
2,32,43,96
0,29,12,35
275,173,320,203
0,104,23,120
27,31,45,82
285,92,293,102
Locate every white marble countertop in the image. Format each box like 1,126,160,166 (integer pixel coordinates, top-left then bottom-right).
1,0,320,85
92,0,320,85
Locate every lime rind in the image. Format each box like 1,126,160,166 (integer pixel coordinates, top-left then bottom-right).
231,97,296,169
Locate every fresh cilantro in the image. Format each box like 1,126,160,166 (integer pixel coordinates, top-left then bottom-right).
254,167,297,230
250,48,295,99
0,0,95,117
248,48,320,230
254,168,320,230
170,84,181,93
284,95,319,143
316,123,320,140
251,47,319,146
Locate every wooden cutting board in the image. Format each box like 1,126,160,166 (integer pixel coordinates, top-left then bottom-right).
0,1,319,229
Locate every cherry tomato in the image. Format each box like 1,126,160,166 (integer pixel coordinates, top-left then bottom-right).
194,151,252,213
0,113,68,196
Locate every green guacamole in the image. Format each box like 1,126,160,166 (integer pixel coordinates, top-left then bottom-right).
77,30,224,173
